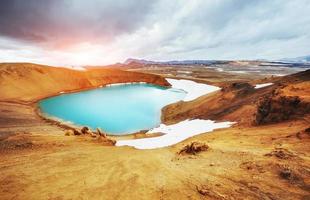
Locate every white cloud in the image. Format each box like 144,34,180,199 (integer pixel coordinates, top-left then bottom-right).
0,0,310,65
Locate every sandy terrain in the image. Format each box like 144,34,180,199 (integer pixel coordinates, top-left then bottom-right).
0,63,309,200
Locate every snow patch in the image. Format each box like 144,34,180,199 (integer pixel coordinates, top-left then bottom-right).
106,82,147,87
116,119,234,149
177,70,192,74
166,78,220,101
254,83,274,89
230,70,247,74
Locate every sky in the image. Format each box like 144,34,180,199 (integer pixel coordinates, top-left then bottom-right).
0,0,309,66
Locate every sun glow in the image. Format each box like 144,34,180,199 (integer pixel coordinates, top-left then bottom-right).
52,42,124,66
67,43,109,65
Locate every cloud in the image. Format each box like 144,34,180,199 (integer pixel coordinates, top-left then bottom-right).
122,0,310,61
0,0,154,48
0,0,309,65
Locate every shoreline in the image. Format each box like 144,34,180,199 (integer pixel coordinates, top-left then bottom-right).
35,104,165,139
34,78,228,143
34,81,175,139
34,81,171,104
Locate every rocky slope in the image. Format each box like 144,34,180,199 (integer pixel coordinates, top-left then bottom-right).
162,70,310,126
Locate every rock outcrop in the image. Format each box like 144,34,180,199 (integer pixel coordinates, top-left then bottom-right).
255,95,310,125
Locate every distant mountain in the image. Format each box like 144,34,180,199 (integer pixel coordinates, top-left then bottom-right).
124,58,158,65
124,58,220,65
124,58,310,69
280,55,310,63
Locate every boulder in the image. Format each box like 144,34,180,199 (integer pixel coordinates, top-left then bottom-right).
96,128,107,138
81,126,90,134
73,129,81,135
178,142,209,155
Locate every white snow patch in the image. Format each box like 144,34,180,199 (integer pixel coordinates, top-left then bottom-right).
116,119,234,149
177,70,192,74
106,83,124,87
216,68,224,72
166,78,220,101
254,83,274,89
106,82,147,87
230,70,247,74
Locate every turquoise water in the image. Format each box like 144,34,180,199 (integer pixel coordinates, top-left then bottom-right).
39,84,186,135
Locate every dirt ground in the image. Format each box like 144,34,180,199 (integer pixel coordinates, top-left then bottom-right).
1,107,309,199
